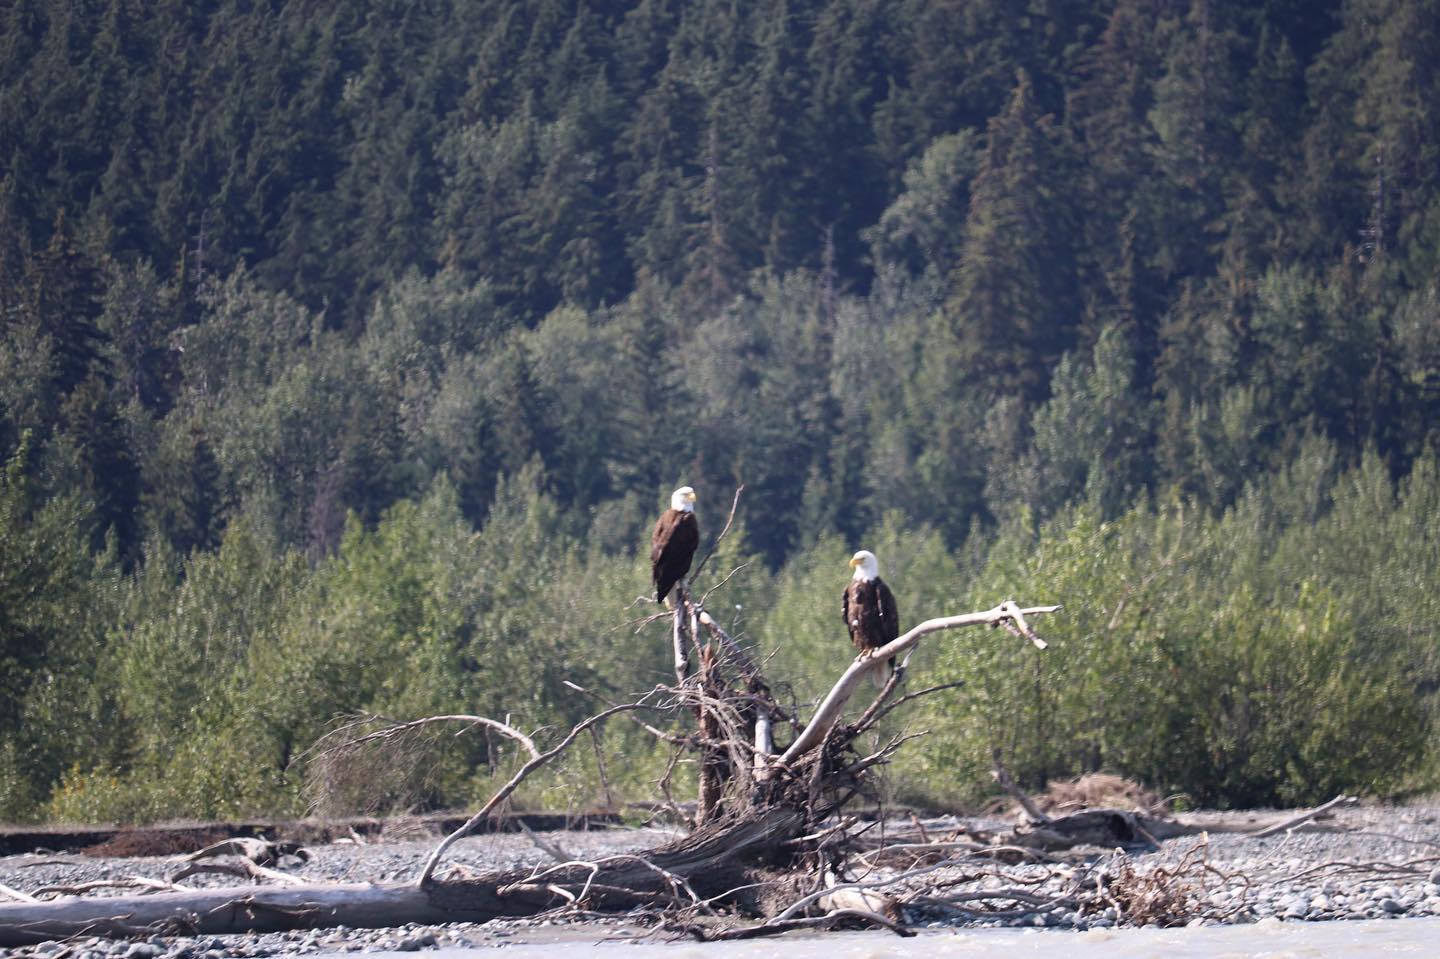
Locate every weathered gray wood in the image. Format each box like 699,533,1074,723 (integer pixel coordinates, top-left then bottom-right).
779,602,1058,764
1247,794,1356,838
0,882,454,946
0,806,806,946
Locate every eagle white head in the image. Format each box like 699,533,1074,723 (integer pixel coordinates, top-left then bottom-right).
671,486,697,513
849,549,879,581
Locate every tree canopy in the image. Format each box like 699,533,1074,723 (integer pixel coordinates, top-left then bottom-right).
4,0,1440,820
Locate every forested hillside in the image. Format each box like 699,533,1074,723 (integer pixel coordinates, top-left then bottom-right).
3,0,1440,822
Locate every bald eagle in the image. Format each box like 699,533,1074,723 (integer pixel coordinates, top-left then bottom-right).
651,486,699,603
842,549,899,687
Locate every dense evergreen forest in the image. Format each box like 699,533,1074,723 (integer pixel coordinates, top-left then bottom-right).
3,0,1440,823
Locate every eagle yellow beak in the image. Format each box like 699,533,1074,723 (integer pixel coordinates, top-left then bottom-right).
686,490,697,503
849,556,861,569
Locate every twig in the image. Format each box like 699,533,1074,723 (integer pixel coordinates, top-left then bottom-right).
783,817,860,847
773,858,971,920
1248,795,1356,839
417,700,656,885
701,908,914,940
563,681,689,746
170,862,305,885
1281,854,1440,884
0,883,39,903
1349,831,1440,850
698,563,750,609
852,679,965,735
696,609,764,685
856,840,987,867
35,876,193,898
589,725,617,812
516,820,573,864
840,733,924,779
992,747,1051,825
304,713,541,763
690,485,744,581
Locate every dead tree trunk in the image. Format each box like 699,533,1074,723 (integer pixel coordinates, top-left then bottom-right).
0,808,807,946
695,642,730,826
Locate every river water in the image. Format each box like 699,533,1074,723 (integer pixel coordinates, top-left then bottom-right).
366,917,1440,958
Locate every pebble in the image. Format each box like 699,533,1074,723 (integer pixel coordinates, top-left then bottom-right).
5,813,1440,952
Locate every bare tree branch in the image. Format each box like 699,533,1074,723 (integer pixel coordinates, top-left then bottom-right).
306,713,542,763
517,820,573,864
170,862,305,886
417,700,659,885
779,601,1058,765
695,907,915,940
0,884,39,903
992,747,1052,825
690,485,744,581
1248,794,1356,839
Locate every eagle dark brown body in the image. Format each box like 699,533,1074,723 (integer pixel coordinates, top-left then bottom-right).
651,508,699,603
842,575,899,678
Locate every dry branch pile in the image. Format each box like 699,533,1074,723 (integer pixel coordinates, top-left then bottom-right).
0,499,1076,945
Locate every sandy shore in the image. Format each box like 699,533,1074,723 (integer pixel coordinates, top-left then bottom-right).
2,804,1438,957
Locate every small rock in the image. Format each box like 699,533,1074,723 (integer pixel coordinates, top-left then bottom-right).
125,944,159,959
1380,898,1407,914
395,939,420,952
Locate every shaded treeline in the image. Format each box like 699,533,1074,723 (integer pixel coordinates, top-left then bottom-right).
3,0,1440,820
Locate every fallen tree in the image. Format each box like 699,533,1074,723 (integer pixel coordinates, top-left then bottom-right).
0,507,1062,945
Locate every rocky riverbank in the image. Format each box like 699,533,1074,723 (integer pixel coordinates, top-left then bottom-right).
2,804,1438,957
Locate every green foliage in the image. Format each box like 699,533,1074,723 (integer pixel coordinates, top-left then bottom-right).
0,434,117,822
7,0,1440,822
911,484,1427,809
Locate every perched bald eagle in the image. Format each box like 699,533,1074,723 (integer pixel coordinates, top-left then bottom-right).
651,486,699,603
842,549,899,687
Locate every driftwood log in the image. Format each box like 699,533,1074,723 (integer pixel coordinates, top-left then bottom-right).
0,511,1060,948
